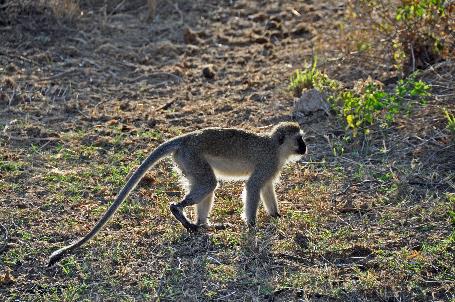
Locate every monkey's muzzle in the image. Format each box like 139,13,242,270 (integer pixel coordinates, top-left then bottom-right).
297,138,307,155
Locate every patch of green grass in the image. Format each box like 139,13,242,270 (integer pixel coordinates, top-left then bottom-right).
211,230,241,247
157,259,186,299
42,281,90,302
103,162,132,187
59,256,80,277
2,245,27,266
0,181,21,191
60,129,87,141
211,196,241,218
443,108,455,133
118,199,147,218
207,262,236,283
44,170,87,203
287,211,317,230
136,129,163,140
288,56,340,97
0,160,25,172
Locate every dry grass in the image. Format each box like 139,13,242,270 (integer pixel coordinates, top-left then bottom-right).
0,0,454,301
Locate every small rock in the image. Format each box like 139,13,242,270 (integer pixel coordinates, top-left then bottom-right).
147,118,157,127
294,232,310,249
3,77,16,88
293,89,330,124
119,101,131,111
247,12,268,22
61,46,80,57
0,270,15,286
214,104,233,113
202,65,215,79
265,20,282,31
6,63,17,73
183,27,201,45
185,44,200,56
261,44,273,56
25,126,45,138
248,93,268,102
250,34,268,44
294,89,329,112
120,124,135,133
290,23,313,37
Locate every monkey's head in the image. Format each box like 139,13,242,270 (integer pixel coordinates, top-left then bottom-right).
272,122,307,157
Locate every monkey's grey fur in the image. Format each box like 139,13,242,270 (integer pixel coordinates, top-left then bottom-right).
48,122,306,266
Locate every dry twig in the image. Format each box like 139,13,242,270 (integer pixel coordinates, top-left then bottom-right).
38,68,78,82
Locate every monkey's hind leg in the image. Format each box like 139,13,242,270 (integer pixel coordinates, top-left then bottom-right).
171,152,217,232
170,203,198,232
171,185,216,232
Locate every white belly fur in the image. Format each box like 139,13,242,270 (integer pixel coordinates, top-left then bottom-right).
204,155,253,180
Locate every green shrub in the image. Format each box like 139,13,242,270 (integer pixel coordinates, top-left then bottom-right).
334,75,430,136
345,0,454,72
289,58,340,97
289,66,431,136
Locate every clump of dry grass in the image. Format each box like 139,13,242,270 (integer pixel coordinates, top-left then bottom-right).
48,0,81,22
0,0,81,25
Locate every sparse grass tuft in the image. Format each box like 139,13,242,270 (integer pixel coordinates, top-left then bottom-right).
289,57,340,97
443,108,455,134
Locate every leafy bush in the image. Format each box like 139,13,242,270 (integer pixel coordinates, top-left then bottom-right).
289,65,431,136
345,0,454,72
334,75,430,136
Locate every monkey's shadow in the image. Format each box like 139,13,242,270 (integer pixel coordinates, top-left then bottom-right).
157,224,281,300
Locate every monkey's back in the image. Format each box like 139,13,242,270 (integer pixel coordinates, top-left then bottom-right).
182,128,277,163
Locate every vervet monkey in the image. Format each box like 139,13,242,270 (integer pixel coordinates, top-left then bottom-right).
48,122,307,266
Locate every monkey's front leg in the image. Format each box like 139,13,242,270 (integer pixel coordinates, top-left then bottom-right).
261,181,281,218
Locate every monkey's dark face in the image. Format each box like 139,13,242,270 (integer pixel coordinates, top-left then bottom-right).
295,135,307,155
275,126,307,157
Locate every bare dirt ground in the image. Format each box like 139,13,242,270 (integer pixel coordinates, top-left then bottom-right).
0,0,454,301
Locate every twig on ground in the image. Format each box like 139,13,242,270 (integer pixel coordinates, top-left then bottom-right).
38,68,78,82
94,98,111,110
0,48,36,64
332,179,382,201
8,89,16,107
127,72,183,84
159,100,176,110
1,134,60,142
109,0,127,17
172,2,184,24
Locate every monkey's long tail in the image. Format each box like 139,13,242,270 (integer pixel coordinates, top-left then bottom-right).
48,138,182,266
